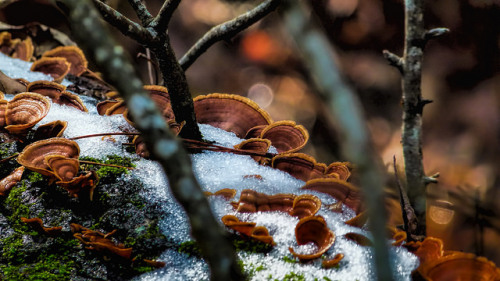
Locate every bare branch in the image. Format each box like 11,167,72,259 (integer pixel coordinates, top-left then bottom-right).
56,0,244,279
150,0,181,32
90,0,151,42
179,0,281,70
281,1,394,280
425,27,450,41
424,172,440,185
382,50,404,74
399,0,438,236
127,0,153,26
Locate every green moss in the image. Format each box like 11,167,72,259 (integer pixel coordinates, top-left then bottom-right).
26,171,44,183
177,240,201,258
178,235,272,259
5,181,32,231
282,255,298,264
0,247,77,280
267,272,306,281
79,155,135,184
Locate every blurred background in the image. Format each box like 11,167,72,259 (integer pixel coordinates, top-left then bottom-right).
1,0,499,267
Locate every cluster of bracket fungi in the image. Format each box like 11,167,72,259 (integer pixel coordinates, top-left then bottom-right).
1,32,500,279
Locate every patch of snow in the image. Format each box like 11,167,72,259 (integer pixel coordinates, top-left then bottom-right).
1,54,419,281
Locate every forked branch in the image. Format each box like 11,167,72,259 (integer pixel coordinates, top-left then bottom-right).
179,0,281,70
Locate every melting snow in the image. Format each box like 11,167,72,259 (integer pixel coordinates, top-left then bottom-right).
0,53,418,280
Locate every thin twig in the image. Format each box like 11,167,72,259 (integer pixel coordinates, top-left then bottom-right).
145,48,155,84
127,0,153,26
179,0,281,70
69,132,140,140
79,160,135,170
150,0,181,32
0,153,19,163
281,2,394,280
393,155,421,241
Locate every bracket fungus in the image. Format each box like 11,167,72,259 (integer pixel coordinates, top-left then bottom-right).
221,215,275,245
42,45,88,76
0,31,34,61
32,120,68,141
194,93,273,138
3,92,51,135
21,217,62,236
271,153,351,182
234,138,271,163
71,223,133,260
233,189,321,218
203,188,237,200
30,57,71,83
259,120,309,154
0,166,24,197
302,178,363,214
289,216,335,261
27,80,88,112
322,253,344,269
17,137,80,177
405,237,500,280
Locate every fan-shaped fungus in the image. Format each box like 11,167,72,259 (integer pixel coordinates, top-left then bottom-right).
194,93,273,138
12,37,34,61
71,223,132,260
221,215,275,245
302,178,363,214
235,189,295,213
234,138,271,163
204,188,237,200
289,216,335,261
322,253,344,269
27,80,66,100
4,92,51,135
260,120,309,153
21,217,62,236
289,194,322,219
420,252,500,281
17,138,80,177
27,81,87,112
42,46,88,76
271,153,327,182
0,166,24,197
33,120,68,141
326,162,351,181
30,57,71,82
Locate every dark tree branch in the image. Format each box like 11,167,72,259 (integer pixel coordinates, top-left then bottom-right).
91,0,151,42
382,50,404,74
150,0,181,32
127,0,153,26
179,0,281,70
393,156,422,242
401,0,428,236
55,0,244,280
282,1,394,280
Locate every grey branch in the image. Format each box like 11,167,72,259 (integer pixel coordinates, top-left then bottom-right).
127,0,153,26
281,1,394,280
382,50,404,73
150,0,181,32
91,0,151,42
400,0,431,236
179,0,281,70
425,27,450,41
56,0,244,280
